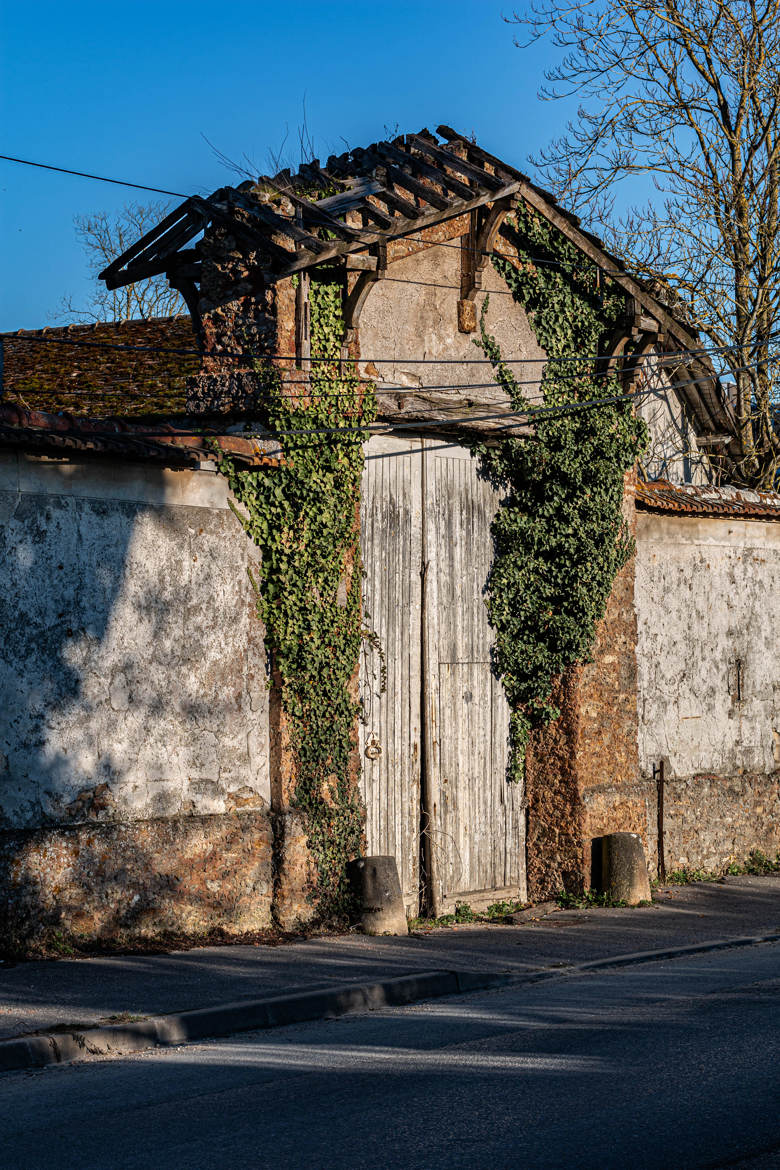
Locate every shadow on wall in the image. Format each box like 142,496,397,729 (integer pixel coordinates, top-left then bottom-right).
0,456,272,951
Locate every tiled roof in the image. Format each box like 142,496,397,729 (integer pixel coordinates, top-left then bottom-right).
99,123,739,468
636,478,780,520
0,316,198,418
0,402,280,468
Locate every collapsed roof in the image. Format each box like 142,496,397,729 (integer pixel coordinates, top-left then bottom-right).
98,125,739,464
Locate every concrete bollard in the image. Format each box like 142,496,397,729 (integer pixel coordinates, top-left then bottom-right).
593,832,652,905
347,855,408,936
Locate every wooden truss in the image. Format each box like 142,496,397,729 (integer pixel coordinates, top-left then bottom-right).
99,127,527,294
98,124,740,464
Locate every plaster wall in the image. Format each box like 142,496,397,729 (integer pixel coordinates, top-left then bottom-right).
357,242,547,404
635,510,780,871
637,372,711,485
0,453,273,944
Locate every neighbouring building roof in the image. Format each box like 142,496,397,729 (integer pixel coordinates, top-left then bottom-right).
0,316,198,418
0,401,280,468
636,478,780,520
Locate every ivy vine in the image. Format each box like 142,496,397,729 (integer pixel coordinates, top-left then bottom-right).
215,207,646,920
218,279,377,920
476,204,648,780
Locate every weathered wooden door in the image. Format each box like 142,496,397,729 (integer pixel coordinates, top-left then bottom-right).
360,436,526,917
359,435,423,912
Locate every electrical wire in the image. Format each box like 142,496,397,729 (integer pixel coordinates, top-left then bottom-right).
5,324,770,367
0,149,751,289
11,351,760,402
0,360,743,401
0,154,187,198
10,149,780,305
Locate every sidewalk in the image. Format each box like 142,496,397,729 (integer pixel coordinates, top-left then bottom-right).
2,873,779,1049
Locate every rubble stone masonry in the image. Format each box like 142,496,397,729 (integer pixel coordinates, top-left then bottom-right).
526,489,780,898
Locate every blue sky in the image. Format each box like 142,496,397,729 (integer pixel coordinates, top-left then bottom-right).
0,1,570,330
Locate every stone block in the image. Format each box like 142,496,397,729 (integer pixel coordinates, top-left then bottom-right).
347,855,408,936
593,832,652,905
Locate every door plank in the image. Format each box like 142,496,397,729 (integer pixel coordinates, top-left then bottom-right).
359,435,423,914
425,442,526,910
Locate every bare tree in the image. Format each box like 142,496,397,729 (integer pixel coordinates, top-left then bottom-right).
509,0,780,487
61,201,185,323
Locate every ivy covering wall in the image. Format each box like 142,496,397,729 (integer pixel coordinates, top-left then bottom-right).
218,279,376,919
476,205,648,780
217,205,647,921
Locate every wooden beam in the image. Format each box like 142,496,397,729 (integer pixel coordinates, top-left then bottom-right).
226,189,329,253
273,183,521,278
167,272,203,336
375,139,475,202
373,392,534,439
99,200,197,282
436,126,519,184
367,181,425,222
198,198,297,267
265,184,376,243
343,244,387,341
374,160,452,211
406,133,505,191
513,183,699,350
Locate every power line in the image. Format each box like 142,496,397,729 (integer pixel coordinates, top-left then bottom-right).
0,152,618,271
3,386,654,445
0,154,187,198
227,357,780,436
10,150,780,306
2,150,760,292
4,324,765,367
12,352,769,409
8,363,767,449
0,356,748,401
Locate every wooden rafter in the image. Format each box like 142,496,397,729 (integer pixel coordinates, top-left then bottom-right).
96,123,737,463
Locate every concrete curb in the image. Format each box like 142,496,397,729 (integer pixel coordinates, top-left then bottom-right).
573,931,780,973
0,969,511,1075
2,932,778,1075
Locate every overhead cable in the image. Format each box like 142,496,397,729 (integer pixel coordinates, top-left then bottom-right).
6,324,772,367
0,154,187,198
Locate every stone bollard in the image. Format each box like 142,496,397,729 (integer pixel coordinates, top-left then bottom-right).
593,832,652,905
347,855,408,936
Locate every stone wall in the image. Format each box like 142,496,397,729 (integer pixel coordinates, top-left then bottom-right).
525,481,642,899
357,235,546,405
529,498,780,896
525,554,642,898
0,452,274,948
635,510,780,874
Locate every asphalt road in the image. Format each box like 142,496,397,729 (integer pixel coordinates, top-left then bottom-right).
2,942,780,1170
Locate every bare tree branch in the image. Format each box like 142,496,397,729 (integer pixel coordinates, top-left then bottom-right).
511,0,780,486
59,201,185,324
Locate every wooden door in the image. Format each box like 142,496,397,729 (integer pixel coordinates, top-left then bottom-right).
359,436,423,914
422,441,526,915
359,435,526,918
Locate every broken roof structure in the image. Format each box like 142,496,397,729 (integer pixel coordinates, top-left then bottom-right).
99,124,739,469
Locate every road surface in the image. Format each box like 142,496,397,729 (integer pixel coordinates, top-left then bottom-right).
2,942,779,1169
